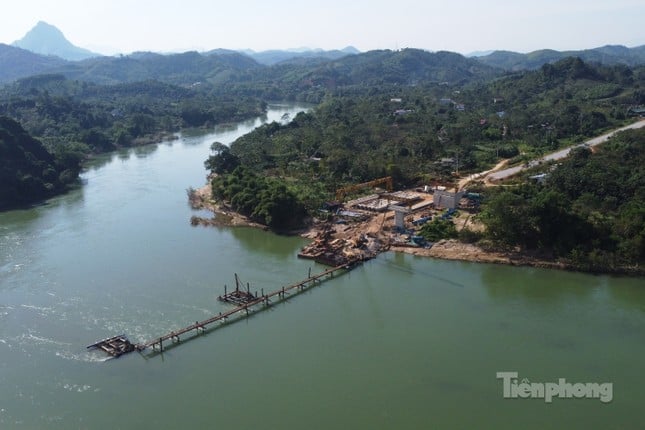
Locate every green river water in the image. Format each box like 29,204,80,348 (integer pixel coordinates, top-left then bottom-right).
0,104,643,429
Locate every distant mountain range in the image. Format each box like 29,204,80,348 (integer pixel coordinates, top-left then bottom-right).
300,49,498,86
2,22,645,86
12,21,99,61
236,46,361,65
0,47,495,88
476,45,645,70
1,23,493,86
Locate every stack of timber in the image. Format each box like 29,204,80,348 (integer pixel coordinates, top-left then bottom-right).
298,223,379,267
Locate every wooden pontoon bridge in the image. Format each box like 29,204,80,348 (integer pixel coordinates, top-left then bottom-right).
89,260,361,358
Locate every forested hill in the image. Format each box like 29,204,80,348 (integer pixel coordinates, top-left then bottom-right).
314,49,499,85
0,74,266,152
222,58,644,185
4,42,645,89
0,49,263,86
202,58,645,234
208,48,503,102
50,50,262,86
0,116,81,209
0,47,500,90
0,44,67,83
476,44,645,71
480,127,645,272
467,58,644,138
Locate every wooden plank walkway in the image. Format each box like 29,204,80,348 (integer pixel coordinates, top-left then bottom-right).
135,261,356,353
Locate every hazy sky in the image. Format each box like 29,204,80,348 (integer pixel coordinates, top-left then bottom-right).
1,0,644,55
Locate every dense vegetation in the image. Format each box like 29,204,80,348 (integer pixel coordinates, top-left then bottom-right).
0,116,80,209
216,49,500,103
201,57,645,270
210,166,306,230
418,218,458,242
0,74,265,152
480,128,645,271
207,58,643,209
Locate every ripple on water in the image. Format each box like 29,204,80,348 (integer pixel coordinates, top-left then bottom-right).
9,329,113,363
0,305,14,319
59,382,100,393
18,332,72,348
19,304,54,317
56,350,110,364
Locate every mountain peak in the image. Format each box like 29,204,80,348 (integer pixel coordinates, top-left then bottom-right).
13,21,99,61
34,21,64,34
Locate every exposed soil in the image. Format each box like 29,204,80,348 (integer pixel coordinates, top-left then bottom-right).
393,239,569,270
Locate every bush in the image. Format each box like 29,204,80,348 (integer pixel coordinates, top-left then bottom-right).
418,218,458,242
458,228,483,244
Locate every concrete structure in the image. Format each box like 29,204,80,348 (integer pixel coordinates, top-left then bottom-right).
356,198,391,212
390,205,410,229
433,189,464,210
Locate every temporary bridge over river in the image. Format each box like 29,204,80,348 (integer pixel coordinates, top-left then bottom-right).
88,261,358,358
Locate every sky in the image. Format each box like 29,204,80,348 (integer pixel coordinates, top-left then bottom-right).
1,0,644,55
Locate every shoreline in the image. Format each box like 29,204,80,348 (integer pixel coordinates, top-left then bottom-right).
393,240,567,270
189,185,643,276
188,183,266,229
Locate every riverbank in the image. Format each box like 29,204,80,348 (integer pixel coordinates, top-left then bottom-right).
188,188,482,266
188,183,265,229
190,184,643,276
394,240,567,270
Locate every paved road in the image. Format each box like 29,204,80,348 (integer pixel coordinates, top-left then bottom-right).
486,119,645,181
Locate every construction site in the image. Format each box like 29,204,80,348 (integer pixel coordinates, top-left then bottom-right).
298,176,483,266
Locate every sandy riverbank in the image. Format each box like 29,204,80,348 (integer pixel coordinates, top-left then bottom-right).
393,239,570,270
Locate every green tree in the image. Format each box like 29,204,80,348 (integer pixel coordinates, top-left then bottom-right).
205,142,240,174
418,218,458,242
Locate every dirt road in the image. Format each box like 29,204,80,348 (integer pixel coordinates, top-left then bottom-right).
457,159,509,190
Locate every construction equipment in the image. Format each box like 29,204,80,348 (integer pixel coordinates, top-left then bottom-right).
335,177,393,201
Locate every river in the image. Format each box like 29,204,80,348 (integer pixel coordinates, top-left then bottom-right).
0,103,643,429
